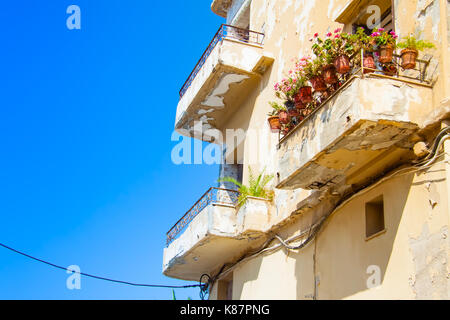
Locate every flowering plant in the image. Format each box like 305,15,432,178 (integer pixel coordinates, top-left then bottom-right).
311,28,358,63
302,56,325,78
274,77,298,100
370,28,397,48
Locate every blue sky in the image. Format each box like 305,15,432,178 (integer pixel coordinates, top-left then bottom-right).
0,1,223,299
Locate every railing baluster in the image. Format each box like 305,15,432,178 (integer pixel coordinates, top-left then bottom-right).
179,24,265,98
166,187,240,246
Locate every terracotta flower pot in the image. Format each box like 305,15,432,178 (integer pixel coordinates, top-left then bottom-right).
382,63,397,76
293,93,305,110
278,110,290,124
298,86,313,104
288,108,300,118
295,100,305,110
322,64,338,84
400,49,418,69
267,116,281,132
363,54,376,74
378,45,394,63
310,75,327,92
334,55,351,74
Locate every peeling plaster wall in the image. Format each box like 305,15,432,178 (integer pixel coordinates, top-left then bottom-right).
207,0,450,300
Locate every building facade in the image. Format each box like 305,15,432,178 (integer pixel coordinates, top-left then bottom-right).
164,0,450,300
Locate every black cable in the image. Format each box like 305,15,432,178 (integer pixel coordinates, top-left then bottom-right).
0,242,202,289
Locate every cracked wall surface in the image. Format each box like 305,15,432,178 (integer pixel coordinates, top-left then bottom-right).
200,0,450,300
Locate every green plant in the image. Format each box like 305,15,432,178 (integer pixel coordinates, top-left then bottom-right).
218,167,274,206
268,101,286,116
302,56,325,78
396,34,435,51
354,27,373,52
311,28,358,63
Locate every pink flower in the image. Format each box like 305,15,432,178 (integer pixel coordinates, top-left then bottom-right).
371,32,380,37
314,33,319,38
393,35,398,39
378,28,385,32
326,32,332,37
334,28,342,34
335,34,340,38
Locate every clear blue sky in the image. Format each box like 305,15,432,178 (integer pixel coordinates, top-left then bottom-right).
0,1,223,299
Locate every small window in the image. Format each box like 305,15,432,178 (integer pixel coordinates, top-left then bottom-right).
365,195,385,239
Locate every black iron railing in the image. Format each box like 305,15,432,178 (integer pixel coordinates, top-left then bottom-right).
279,48,432,144
166,187,240,246
179,24,265,98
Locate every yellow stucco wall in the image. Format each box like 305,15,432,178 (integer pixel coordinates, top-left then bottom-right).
208,0,450,300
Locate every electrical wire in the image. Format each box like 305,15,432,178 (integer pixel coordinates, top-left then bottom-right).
0,242,202,289
209,128,450,286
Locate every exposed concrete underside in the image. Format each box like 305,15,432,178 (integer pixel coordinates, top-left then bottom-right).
175,38,273,142
277,77,432,191
163,199,271,281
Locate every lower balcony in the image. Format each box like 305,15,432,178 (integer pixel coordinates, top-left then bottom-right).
163,188,271,281
277,71,433,191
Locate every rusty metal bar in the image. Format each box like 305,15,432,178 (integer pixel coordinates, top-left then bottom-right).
179,24,265,99
166,187,240,246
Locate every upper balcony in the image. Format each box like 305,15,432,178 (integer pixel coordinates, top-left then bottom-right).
277,50,434,191
163,187,272,281
175,24,273,142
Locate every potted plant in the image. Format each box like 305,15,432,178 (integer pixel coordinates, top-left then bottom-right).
382,62,397,76
267,109,281,132
269,101,289,126
332,30,358,74
312,30,341,84
292,57,313,103
303,57,327,92
218,167,274,207
396,34,435,69
353,27,377,74
370,28,397,63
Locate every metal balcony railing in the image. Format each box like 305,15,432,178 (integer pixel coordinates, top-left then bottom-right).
179,24,265,98
279,48,433,144
166,187,240,246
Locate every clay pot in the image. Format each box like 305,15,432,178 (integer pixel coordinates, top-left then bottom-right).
382,63,397,76
288,108,300,118
334,55,351,74
400,49,418,69
310,75,327,92
322,64,338,84
267,116,281,132
293,93,305,110
378,45,394,63
298,86,313,104
278,110,290,124
363,54,376,74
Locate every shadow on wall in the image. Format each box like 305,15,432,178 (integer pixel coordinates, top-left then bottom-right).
305,173,415,300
